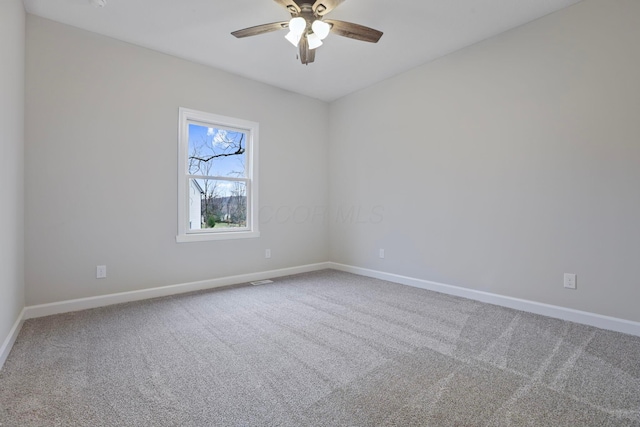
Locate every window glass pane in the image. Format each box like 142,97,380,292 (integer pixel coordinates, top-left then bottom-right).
189,179,248,230
178,108,258,242
188,123,246,178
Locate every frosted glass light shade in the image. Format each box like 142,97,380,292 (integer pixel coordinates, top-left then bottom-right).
285,30,302,47
311,20,331,40
307,32,323,50
288,17,307,34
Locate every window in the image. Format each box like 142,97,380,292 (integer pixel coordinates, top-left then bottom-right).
177,108,259,242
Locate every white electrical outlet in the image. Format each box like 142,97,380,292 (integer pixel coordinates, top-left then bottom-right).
265,249,271,259
564,273,577,289
96,265,107,279
379,248,385,259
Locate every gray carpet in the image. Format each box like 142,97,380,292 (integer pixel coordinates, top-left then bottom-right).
1,269,639,426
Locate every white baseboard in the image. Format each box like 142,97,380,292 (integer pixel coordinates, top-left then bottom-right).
5,260,637,371
329,262,640,337
0,308,25,370
24,262,331,320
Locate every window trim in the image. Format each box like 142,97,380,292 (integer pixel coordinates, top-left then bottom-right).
176,107,259,243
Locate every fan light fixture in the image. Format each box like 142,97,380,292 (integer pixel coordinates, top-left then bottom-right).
289,16,307,34
307,32,323,49
285,30,302,47
284,16,306,47
285,16,328,50
311,20,331,40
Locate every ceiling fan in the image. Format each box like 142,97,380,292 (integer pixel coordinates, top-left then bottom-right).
231,0,383,65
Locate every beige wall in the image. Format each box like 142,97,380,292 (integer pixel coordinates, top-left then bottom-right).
25,16,329,305
329,0,640,322
0,0,26,350
21,0,640,324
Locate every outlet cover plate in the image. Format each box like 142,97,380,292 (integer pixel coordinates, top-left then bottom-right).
564,273,577,289
96,265,107,279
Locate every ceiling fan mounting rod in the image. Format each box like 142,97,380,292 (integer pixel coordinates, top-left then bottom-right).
296,4,319,24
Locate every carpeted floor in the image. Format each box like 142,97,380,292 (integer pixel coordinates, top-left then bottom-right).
1,269,639,426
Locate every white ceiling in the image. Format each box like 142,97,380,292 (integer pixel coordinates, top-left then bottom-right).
23,0,582,102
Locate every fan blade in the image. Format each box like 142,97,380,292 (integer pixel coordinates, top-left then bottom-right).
325,19,383,43
231,22,288,38
273,0,300,15
298,36,315,65
308,46,316,63
312,0,345,16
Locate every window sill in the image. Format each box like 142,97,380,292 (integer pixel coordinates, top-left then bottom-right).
176,231,260,243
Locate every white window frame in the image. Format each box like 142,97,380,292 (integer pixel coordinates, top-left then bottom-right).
176,107,259,242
